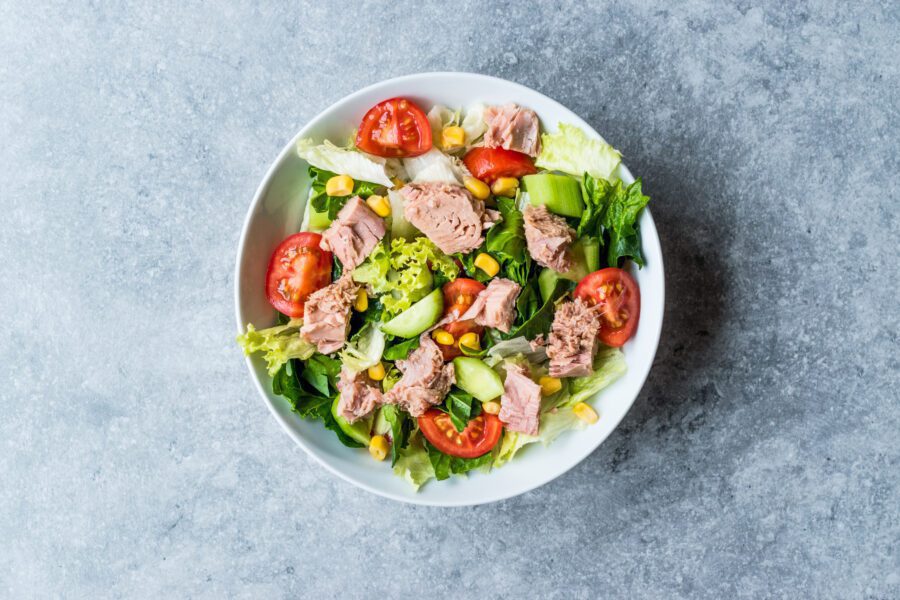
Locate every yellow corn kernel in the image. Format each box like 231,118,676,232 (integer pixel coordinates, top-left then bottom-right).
458,332,480,351
474,253,500,277
539,376,562,396
432,329,455,346
325,174,354,196
573,402,599,424
353,289,368,312
366,194,391,217
368,435,389,461
491,176,519,197
367,362,386,381
391,176,405,189
463,176,491,200
482,401,501,415
441,126,466,150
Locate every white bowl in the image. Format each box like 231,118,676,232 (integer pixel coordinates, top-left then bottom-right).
235,72,664,506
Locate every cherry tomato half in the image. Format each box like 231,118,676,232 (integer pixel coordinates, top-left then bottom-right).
418,409,503,458
356,97,432,158
462,147,537,183
265,232,332,318
438,278,486,361
574,268,641,347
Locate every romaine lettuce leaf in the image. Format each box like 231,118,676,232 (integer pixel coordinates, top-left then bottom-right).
579,174,651,268
338,323,385,373
535,123,621,181
566,346,627,406
393,432,435,490
237,319,316,376
461,103,488,144
493,408,586,467
296,138,393,186
402,148,463,185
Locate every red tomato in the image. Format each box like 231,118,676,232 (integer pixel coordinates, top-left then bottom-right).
418,409,503,458
265,232,332,318
574,268,641,347
355,97,432,158
438,278,486,360
462,147,537,183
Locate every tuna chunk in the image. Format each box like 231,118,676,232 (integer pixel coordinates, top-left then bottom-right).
459,277,521,333
299,273,358,354
384,334,455,417
483,104,542,157
523,204,575,272
336,367,383,423
499,364,541,436
320,196,386,271
547,299,602,377
402,182,494,255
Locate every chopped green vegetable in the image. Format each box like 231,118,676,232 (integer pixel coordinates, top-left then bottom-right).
442,388,482,432
535,123,621,181
505,277,574,340
579,174,651,268
380,405,411,466
338,323,385,373
308,166,382,226
523,173,584,217
494,407,586,467
566,346,627,406
352,238,458,316
452,357,505,401
380,288,444,338
383,336,421,361
425,440,494,481
237,319,315,376
393,432,436,490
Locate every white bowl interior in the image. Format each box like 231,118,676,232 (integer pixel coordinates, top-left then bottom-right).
235,73,664,506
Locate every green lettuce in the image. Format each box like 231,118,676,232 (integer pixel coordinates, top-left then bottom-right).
566,346,627,406
352,237,458,316
535,123,622,181
494,408,587,467
308,166,382,223
425,440,493,481
296,138,393,186
393,432,436,490
338,323,385,373
237,319,315,376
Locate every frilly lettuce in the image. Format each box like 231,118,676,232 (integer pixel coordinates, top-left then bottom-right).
535,123,622,181
296,138,393,187
237,319,316,376
352,237,458,316
338,323,385,373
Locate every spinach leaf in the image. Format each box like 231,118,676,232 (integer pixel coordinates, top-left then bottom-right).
577,174,613,238
271,360,331,419
318,400,365,448
486,196,526,263
602,179,650,267
424,440,494,480
442,388,482,432
299,353,342,397
383,336,420,361
381,405,411,466
505,277,574,340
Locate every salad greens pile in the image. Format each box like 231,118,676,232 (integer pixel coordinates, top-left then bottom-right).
239,99,651,491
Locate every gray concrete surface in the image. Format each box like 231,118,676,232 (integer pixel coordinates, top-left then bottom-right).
1,1,898,598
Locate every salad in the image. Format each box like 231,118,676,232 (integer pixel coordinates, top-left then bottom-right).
238,97,650,490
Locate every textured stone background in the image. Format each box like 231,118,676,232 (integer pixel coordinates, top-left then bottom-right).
1,1,898,598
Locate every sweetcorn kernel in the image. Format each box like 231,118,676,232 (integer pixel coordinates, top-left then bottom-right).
353,289,368,312
368,435,389,461
432,329,455,346
464,177,491,200
366,194,391,217
367,362,386,381
572,402,599,424
482,401,501,415
441,126,466,150
474,253,500,277
325,174,354,196
538,376,562,396
458,332,481,351
491,177,519,197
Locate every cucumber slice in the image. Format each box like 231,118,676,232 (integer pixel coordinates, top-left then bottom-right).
331,395,373,445
581,236,600,273
538,268,562,305
452,357,505,401
308,204,331,229
380,288,444,338
523,173,584,217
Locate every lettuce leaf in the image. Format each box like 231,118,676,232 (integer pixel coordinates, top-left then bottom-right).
535,123,621,181
493,408,587,467
338,323,385,373
296,138,393,186
352,237,458,316
383,336,421,361
393,432,435,490
461,103,488,144
308,166,382,223
425,440,493,481
566,346,627,406
237,319,316,376
402,148,464,185
442,388,482,432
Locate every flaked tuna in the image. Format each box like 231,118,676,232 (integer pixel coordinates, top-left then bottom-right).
336,367,383,423
401,182,494,255
320,196,386,271
523,204,575,272
384,334,455,417
459,277,521,333
299,273,358,354
547,298,602,377
499,364,541,436
483,104,542,157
